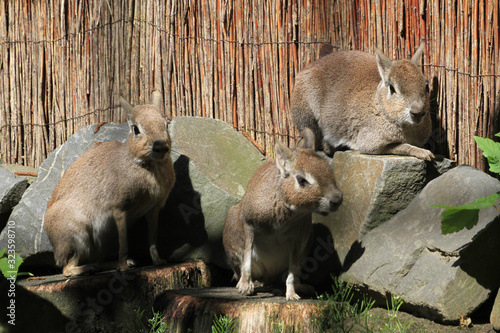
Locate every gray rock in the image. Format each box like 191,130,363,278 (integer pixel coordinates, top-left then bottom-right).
0,167,28,215
0,123,129,264
314,151,452,265
0,163,38,184
342,165,500,323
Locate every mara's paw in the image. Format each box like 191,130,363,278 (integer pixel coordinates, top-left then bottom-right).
286,290,301,301
413,148,435,161
152,258,167,266
236,279,255,296
117,260,130,272
62,263,97,277
285,284,301,301
150,245,167,266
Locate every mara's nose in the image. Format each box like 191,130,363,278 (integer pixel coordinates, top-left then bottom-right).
410,108,425,118
330,191,343,209
410,101,425,119
152,140,169,154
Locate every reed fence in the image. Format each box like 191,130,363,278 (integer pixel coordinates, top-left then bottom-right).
0,0,499,170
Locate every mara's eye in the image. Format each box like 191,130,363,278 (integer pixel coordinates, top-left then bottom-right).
388,84,396,95
131,124,140,136
296,175,309,187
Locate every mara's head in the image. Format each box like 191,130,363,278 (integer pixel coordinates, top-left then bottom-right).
275,128,342,215
120,91,171,164
375,43,429,126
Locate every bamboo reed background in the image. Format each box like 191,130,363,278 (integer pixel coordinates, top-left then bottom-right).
0,1,499,170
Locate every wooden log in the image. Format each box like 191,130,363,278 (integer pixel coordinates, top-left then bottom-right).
156,287,322,333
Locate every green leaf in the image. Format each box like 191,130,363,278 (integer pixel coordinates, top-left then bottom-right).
430,192,500,235
439,208,479,235
431,192,500,210
0,250,30,280
474,136,500,173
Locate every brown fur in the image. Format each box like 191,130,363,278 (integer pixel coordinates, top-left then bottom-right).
222,129,342,300
291,44,434,160
44,91,175,277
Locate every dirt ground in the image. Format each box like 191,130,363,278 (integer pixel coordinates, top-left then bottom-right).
364,307,496,333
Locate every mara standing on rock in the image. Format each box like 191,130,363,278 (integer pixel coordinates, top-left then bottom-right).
44,91,175,277
223,128,342,300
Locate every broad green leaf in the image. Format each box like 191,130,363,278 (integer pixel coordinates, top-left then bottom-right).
474,136,500,173
0,248,5,258
438,208,479,235
430,192,500,234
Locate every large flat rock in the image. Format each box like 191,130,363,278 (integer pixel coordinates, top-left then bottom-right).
314,151,451,265
342,165,500,323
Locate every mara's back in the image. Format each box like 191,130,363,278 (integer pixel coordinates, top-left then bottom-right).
293,50,380,110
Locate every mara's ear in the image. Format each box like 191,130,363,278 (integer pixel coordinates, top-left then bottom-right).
411,43,425,65
296,128,316,150
149,90,163,109
119,96,134,124
375,48,392,83
319,43,334,58
275,139,293,178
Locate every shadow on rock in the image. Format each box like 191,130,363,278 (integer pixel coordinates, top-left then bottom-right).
342,240,365,273
300,223,343,294
129,155,209,264
456,216,500,291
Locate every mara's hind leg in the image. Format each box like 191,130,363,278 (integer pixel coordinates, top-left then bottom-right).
61,259,137,277
290,91,324,152
62,256,97,277
293,112,324,152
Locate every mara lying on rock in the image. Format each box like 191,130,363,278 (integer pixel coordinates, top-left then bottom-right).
291,44,433,161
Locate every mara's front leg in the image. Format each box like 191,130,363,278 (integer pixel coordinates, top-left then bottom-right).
286,230,315,300
146,207,167,265
237,221,255,295
114,209,130,271
285,248,303,301
380,142,434,161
